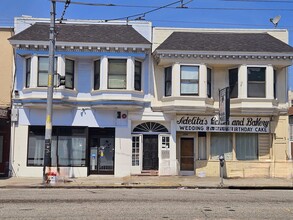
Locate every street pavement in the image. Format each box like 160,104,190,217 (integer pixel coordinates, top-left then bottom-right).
0,175,293,189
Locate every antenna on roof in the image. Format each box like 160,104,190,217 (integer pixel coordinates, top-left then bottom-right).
270,15,281,28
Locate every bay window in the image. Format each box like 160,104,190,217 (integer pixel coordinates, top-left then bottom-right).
108,59,127,89
247,67,266,98
180,65,199,96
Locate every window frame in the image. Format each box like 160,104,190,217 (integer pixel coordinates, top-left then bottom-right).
247,66,266,98
108,58,127,89
65,58,75,89
180,65,199,96
164,66,172,97
134,60,142,91
207,67,212,98
229,68,238,99
93,59,101,90
37,56,57,87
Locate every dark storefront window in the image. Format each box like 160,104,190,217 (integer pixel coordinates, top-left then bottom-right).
27,126,86,167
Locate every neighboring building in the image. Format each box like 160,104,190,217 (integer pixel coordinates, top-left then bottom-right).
0,27,13,177
8,16,293,179
288,90,293,160
152,28,293,178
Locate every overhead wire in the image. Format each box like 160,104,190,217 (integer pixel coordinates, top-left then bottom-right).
59,0,71,23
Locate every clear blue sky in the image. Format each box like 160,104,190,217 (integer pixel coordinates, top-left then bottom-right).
1,0,293,88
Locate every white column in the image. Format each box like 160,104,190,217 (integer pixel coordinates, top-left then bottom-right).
266,65,274,99
238,65,247,98
100,56,107,90
127,57,134,90
172,63,180,96
199,64,207,98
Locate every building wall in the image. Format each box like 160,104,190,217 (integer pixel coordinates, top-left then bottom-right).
0,28,13,108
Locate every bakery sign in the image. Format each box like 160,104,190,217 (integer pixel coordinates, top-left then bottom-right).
176,116,270,133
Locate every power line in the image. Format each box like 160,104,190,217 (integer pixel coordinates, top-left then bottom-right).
223,0,293,3
59,0,71,23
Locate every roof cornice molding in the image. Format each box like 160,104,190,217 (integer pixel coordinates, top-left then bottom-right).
153,50,293,63
10,40,151,53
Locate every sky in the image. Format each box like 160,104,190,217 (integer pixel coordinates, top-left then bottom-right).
1,0,293,87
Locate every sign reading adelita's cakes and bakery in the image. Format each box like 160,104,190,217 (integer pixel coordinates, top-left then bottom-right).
176,116,270,133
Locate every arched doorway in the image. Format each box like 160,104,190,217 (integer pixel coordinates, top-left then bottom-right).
133,122,168,171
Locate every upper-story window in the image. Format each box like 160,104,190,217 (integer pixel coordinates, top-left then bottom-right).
229,68,238,99
180,65,199,96
108,59,127,89
207,68,212,98
94,60,100,90
25,58,31,88
37,57,57,87
65,59,74,89
247,67,266,98
135,60,142,91
164,66,172,97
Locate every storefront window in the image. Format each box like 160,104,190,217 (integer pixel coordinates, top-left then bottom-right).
236,133,258,160
27,126,86,167
198,132,207,160
210,132,232,160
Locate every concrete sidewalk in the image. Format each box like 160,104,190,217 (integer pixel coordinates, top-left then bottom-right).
0,175,293,189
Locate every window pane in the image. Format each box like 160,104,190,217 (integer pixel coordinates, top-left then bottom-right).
65,59,74,89
26,58,31,88
0,136,3,163
38,72,48,87
211,133,232,160
181,82,198,94
165,67,172,96
248,83,265,97
181,66,199,80
198,132,207,160
207,68,211,98
135,61,142,91
38,57,57,87
229,68,238,98
180,66,199,95
247,67,266,98
236,133,258,160
94,60,100,90
108,59,127,89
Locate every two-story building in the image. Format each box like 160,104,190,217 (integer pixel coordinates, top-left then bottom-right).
9,16,159,178
152,28,293,178
8,16,293,179
0,27,13,177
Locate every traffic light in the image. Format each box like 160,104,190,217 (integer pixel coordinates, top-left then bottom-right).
57,74,66,87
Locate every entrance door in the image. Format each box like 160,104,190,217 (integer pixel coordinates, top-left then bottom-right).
180,138,194,173
143,135,158,170
89,128,115,175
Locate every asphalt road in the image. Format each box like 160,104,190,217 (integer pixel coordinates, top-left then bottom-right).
0,188,292,219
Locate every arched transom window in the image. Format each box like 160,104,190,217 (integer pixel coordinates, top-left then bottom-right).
133,122,168,133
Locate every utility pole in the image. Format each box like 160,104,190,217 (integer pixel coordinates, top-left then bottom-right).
43,0,56,184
